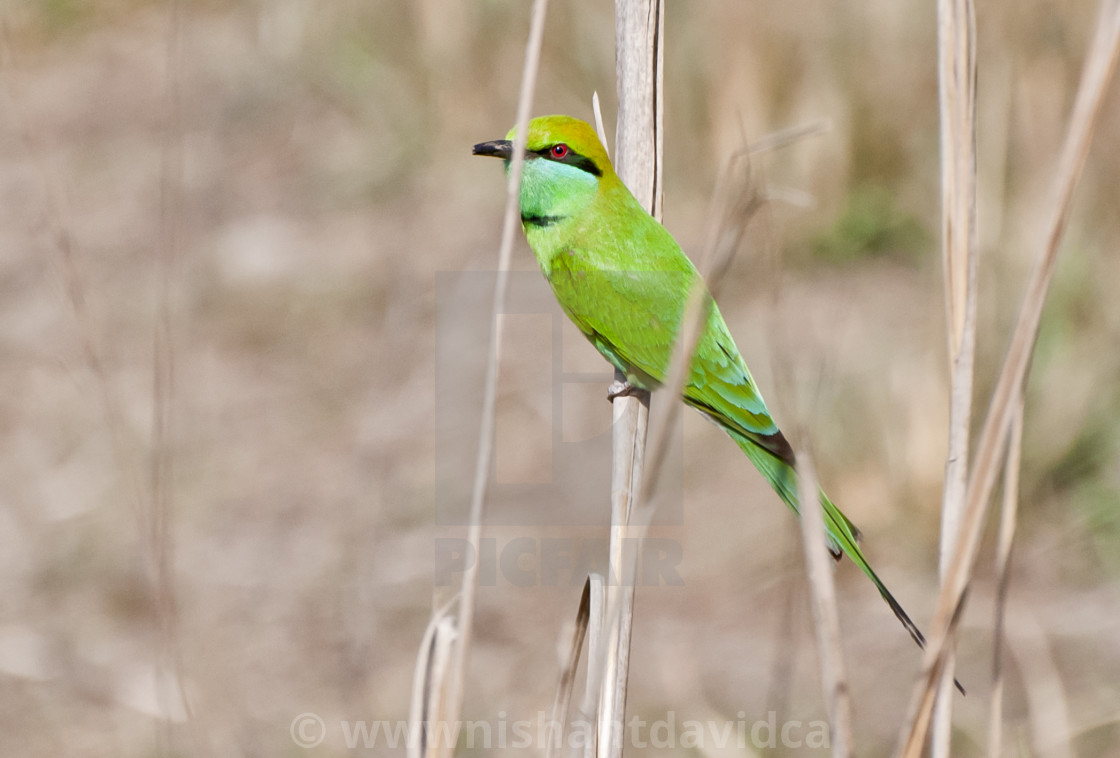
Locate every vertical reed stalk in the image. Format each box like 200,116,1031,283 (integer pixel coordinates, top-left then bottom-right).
595,3,664,755
932,0,978,753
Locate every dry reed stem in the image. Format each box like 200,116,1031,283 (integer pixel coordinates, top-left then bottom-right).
794,452,852,758
986,404,1023,758
932,0,978,753
597,395,647,758
592,3,664,756
895,3,1120,755
937,0,979,363
410,2,550,755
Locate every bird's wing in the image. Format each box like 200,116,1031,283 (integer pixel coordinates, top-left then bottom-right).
546,243,791,462
545,248,689,387
681,306,795,465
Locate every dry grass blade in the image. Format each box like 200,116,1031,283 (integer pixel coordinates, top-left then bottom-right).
546,580,592,758
593,91,610,160
408,603,457,758
932,0,978,753
794,452,852,758
895,4,1120,755
987,404,1023,758
412,2,550,754
741,119,831,157
614,0,663,213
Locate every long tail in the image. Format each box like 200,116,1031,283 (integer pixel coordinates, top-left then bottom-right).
731,433,965,694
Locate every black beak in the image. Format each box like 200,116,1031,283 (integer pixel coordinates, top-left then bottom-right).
472,139,513,159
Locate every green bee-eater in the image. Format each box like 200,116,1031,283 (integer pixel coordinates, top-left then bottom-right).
474,114,943,671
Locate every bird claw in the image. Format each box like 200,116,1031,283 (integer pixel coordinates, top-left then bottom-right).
607,379,638,402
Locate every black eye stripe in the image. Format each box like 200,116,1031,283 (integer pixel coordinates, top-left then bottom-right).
533,146,602,177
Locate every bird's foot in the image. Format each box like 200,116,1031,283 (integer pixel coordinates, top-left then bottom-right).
607,379,639,402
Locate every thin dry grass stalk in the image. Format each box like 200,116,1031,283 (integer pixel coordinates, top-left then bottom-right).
409,606,456,758
932,0,978,753
895,3,1120,755
408,2,550,756
986,404,1023,758
794,452,852,758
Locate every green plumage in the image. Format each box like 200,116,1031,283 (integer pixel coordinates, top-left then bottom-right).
473,115,939,664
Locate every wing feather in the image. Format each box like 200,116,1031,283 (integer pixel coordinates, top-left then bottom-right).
545,243,787,462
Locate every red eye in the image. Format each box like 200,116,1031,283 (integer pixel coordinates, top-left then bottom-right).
551,143,569,159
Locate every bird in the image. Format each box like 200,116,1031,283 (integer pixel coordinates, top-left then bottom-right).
474,114,957,689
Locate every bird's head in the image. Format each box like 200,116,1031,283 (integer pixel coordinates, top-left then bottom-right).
473,115,615,225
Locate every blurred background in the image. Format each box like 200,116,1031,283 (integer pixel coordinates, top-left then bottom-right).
1,0,1118,755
